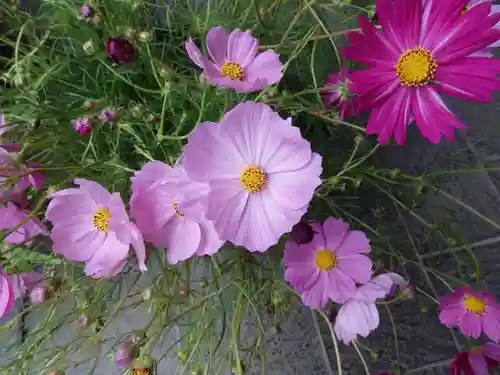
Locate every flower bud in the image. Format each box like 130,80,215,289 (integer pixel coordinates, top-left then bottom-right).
99,108,118,123
80,4,94,18
141,287,151,301
73,117,93,136
106,37,136,65
138,31,152,42
290,221,314,245
83,40,96,55
115,335,140,368
29,283,47,304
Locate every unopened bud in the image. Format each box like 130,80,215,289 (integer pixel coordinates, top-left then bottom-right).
141,287,151,301
83,40,96,55
138,31,152,42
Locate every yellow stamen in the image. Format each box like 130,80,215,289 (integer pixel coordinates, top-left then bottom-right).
315,250,337,271
221,61,244,80
396,46,437,87
464,295,487,315
93,207,111,232
240,166,266,192
173,203,184,217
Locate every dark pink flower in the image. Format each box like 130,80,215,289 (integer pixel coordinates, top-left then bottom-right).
451,342,500,375
185,27,283,93
440,286,500,342
341,0,500,145
106,37,136,65
0,202,48,244
73,117,93,135
99,108,117,123
322,68,358,120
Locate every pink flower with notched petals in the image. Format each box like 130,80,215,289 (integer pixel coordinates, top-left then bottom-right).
130,161,224,264
185,27,283,93
342,0,500,145
182,101,322,252
322,69,358,120
334,272,408,344
0,202,47,244
451,342,500,375
439,286,500,342
46,179,147,278
284,218,373,308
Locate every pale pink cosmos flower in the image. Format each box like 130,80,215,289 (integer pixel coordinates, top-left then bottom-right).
115,334,140,368
0,268,44,317
334,272,408,344
284,218,373,307
451,342,500,375
182,101,322,252
322,68,358,120
46,179,147,278
439,286,500,342
130,161,224,264
0,202,47,244
185,27,283,93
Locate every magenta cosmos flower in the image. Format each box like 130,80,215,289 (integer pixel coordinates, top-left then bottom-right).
440,286,500,342
284,218,373,307
106,37,136,65
322,68,358,120
130,161,223,264
0,202,47,244
451,342,500,375
46,179,147,278
182,101,322,252
342,0,500,145
185,27,283,93
334,272,408,344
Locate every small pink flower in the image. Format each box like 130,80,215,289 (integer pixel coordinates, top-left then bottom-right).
99,108,118,123
115,335,140,368
284,218,373,307
0,202,47,244
80,4,94,18
451,342,500,375
73,117,93,135
334,273,407,344
185,27,283,93
46,179,147,278
439,286,500,342
182,101,322,252
130,161,224,264
322,69,358,120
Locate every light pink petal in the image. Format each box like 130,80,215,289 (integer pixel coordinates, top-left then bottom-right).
322,218,350,251
52,223,104,261
439,302,465,327
353,273,394,302
0,275,14,317
336,230,371,255
483,342,500,361
183,121,245,182
226,29,259,68
46,195,97,223
327,269,357,303
206,26,229,67
285,267,320,293
74,178,111,205
300,272,330,309
84,232,129,278
244,50,283,88
469,352,489,375
129,223,147,271
131,161,172,193
196,219,224,256
460,312,482,338
336,254,373,284
334,300,380,344
185,38,208,69
165,218,201,264
266,153,322,210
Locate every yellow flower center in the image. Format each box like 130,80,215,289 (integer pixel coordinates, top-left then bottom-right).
396,46,437,87
221,61,244,80
315,249,337,271
132,369,151,375
173,203,184,217
93,207,111,232
461,5,470,15
464,295,487,315
240,166,267,193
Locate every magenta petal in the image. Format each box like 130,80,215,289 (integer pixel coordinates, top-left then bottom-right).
482,310,500,342
327,269,356,303
483,342,500,361
469,352,489,375
460,312,482,338
439,302,464,327
300,272,329,309
336,254,373,284
336,230,371,255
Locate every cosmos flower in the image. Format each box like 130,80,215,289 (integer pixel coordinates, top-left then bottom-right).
130,161,223,264
284,218,373,307
115,335,140,368
322,68,358,120
0,268,44,317
99,108,118,123
182,101,322,252
106,37,136,65
185,27,283,93
46,179,147,278
341,0,500,144
0,202,47,244
334,272,408,344
80,4,94,18
73,116,93,136
451,342,500,375
439,286,500,342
